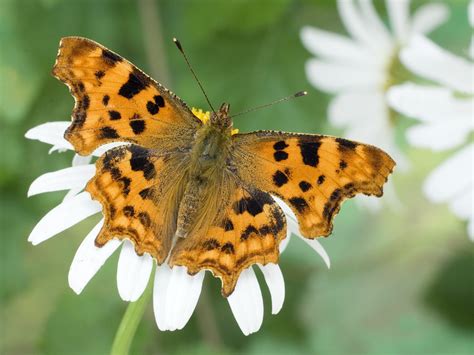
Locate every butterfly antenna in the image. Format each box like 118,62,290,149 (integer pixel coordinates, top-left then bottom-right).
229,91,307,119
173,38,216,114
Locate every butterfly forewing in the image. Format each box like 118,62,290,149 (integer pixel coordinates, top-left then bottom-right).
232,131,396,237
52,36,201,155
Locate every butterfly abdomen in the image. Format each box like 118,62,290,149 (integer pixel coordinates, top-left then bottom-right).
175,123,233,239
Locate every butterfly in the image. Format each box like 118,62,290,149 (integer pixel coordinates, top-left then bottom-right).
52,36,395,297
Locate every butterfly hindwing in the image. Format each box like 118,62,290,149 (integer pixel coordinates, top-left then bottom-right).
52,36,201,155
169,184,287,296
86,145,189,263
232,131,396,237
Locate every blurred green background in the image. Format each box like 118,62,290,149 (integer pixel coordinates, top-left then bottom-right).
1,0,473,354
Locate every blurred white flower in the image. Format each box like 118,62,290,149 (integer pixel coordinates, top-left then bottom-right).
387,3,474,240
25,122,330,335
300,0,449,210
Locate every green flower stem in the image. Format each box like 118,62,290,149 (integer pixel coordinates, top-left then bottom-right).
110,282,153,355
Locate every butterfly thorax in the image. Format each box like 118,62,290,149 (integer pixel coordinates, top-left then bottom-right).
210,103,232,132
175,103,234,239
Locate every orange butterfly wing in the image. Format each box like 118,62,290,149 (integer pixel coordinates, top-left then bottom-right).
169,184,287,296
52,36,201,155
232,131,396,237
86,144,190,263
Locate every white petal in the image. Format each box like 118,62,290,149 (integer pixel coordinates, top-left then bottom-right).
387,84,473,123
423,144,474,203
330,92,411,172
72,154,92,166
300,26,375,65
411,3,449,35
164,266,205,330
28,191,101,245
449,188,473,219
358,0,393,52
28,165,95,197
337,0,382,52
64,155,95,201
227,267,263,336
64,153,92,200
386,0,410,43
25,122,73,150
258,263,285,314
278,231,291,253
299,236,331,269
329,91,385,127
406,121,471,151
116,240,153,302
153,264,204,331
305,59,382,93
401,35,474,93
153,264,173,331
68,219,121,294
272,195,298,252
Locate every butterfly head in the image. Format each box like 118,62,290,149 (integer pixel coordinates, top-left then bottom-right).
210,103,233,133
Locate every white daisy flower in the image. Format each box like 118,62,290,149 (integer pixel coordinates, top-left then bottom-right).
25,122,330,335
387,2,474,240
300,0,449,210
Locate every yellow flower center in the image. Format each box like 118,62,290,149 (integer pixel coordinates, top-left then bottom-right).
192,107,239,135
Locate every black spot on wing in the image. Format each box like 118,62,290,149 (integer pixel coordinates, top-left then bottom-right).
298,140,321,167
109,167,121,180
146,95,165,115
130,120,146,134
123,206,135,217
138,212,151,228
273,140,289,150
221,242,235,254
233,190,273,216
100,126,119,139
272,208,285,233
129,145,156,180
102,95,110,106
336,137,358,151
274,150,288,161
223,219,234,231
339,160,347,170
101,147,126,171
119,69,150,99
102,49,122,65
203,239,220,250
81,95,90,111
95,70,105,80
273,170,289,187
299,181,312,192
241,225,258,241
288,197,309,213
118,176,131,195
139,187,153,200
146,101,159,115
108,110,121,120
317,175,325,185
